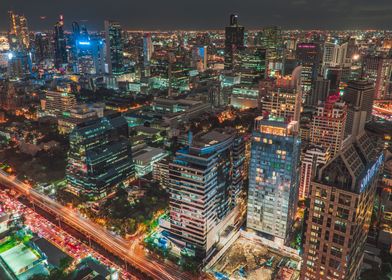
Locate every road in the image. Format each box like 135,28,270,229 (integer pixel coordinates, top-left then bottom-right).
0,190,137,280
0,170,196,280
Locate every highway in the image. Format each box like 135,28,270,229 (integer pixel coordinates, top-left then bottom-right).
0,170,196,280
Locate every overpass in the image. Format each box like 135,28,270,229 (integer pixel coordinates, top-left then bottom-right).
0,170,193,280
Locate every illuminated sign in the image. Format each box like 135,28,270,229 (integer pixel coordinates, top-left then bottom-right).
360,153,384,193
78,41,91,46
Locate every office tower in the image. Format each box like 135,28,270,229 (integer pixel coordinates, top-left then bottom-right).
237,47,267,85
8,11,29,51
296,42,322,94
143,33,154,76
168,128,245,258
301,132,383,280
362,53,392,100
7,52,31,79
258,26,284,76
224,14,245,70
42,90,77,117
325,68,342,93
104,20,125,76
322,42,349,69
310,95,346,157
191,46,208,72
247,117,301,245
54,15,68,68
67,113,134,198
260,67,302,122
343,80,374,122
299,145,330,200
74,36,105,75
34,32,52,63
307,77,330,107
168,54,190,94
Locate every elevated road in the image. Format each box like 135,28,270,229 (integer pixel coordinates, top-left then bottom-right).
0,170,194,280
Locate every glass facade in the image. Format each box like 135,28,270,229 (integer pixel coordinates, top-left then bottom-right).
247,118,301,243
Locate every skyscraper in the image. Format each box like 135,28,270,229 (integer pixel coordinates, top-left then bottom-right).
301,132,383,280
260,67,302,123
54,15,68,68
299,145,330,200
247,116,301,245
168,128,246,258
237,47,267,85
66,113,135,198
224,14,245,70
296,42,322,95
362,53,392,100
310,95,347,157
343,80,375,122
143,33,154,72
8,11,29,52
104,20,125,76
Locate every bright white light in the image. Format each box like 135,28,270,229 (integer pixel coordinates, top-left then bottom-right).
352,54,360,61
7,52,13,60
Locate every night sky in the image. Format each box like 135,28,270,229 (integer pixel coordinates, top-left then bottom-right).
2,0,392,31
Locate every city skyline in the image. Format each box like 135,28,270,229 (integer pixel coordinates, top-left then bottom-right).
2,0,392,31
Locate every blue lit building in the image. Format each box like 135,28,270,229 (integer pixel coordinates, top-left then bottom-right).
66,113,135,199
247,116,301,245
74,37,105,75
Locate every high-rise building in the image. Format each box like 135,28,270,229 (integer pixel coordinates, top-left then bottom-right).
74,32,105,75
168,128,246,258
296,42,322,95
301,132,384,280
247,117,301,245
8,11,29,51
299,145,330,200
104,20,125,76
257,26,283,76
224,14,245,70
54,15,68,68
307,77,330,107
362,53,392,100
322,42,349,70
310,95,347,157
343,80,374,122
191,46,208,72
41,90,77,117
260,67,302,123
237,47,267,85
66,113,135,198
34,32,52,63
143,33,154,70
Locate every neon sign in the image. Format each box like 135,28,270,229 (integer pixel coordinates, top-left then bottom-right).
360,153,384,193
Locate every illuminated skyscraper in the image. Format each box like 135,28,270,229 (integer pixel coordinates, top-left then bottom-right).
362,53,392,100
299,145,330,200
143,33,154,67
224,14,245,70
54,15,68,68
247,117,301,245
296,42,322,95
168,128,246,258
8,11,29,51
301,133,383,280
237,47,267,85
310,95,347,157
343,79,374,123
67,113,134,198
104,20,125,76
